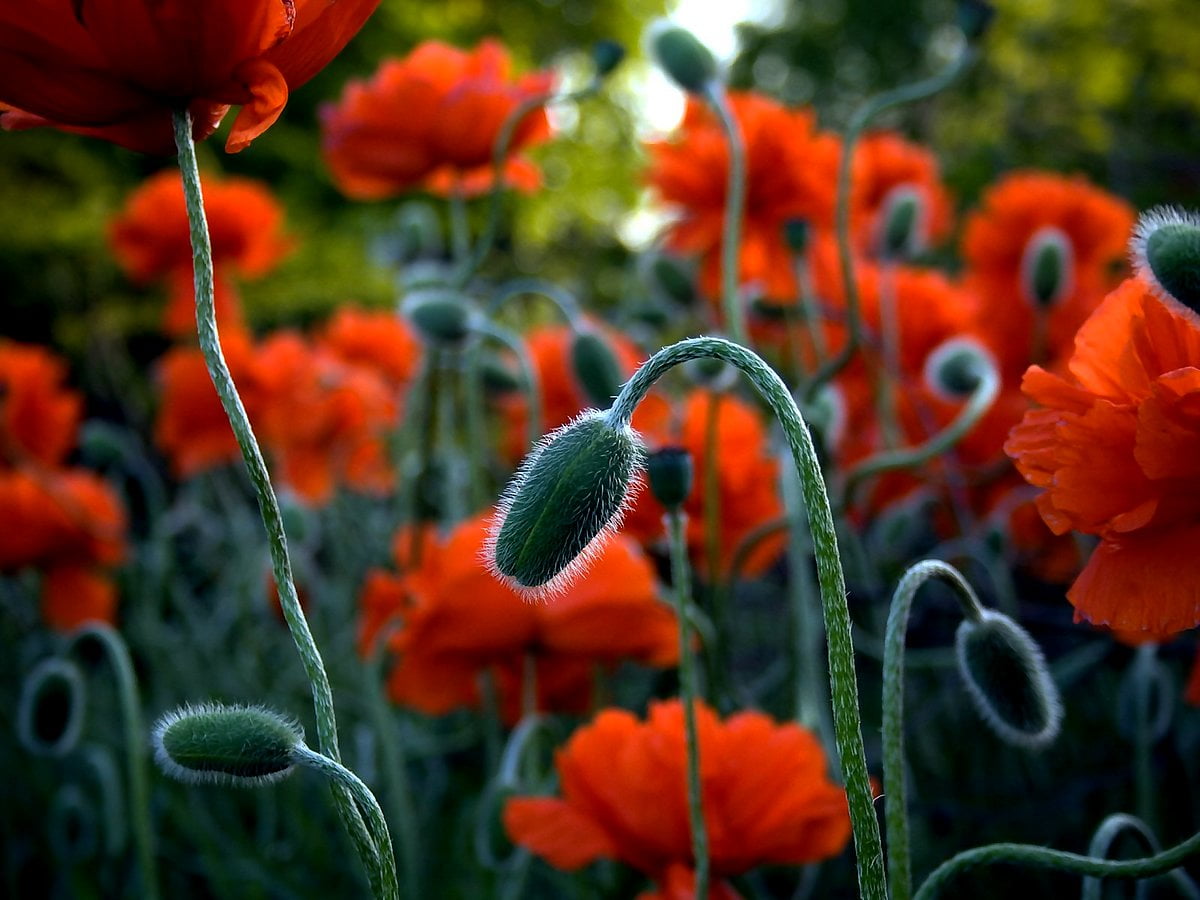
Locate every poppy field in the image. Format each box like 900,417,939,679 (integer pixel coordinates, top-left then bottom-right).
5,1,1200,898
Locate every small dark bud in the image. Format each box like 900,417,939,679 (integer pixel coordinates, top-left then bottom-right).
783,218,810,254
648,254,698,307
879,186,925,260
924,338,993,401
648,22,717,94
479,352,522,395
592,40,626,78
403,288,476,345
1020,226,1073,308
570,330,625,408
957,0,996,42
19,658,86,758
647,447,694,510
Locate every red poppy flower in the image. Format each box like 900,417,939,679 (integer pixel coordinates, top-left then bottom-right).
647,92,842,304
961,172,1134,383
0,0,381,154
0,341,82,468
41,564,117,630
316,307,421,388
359,512,678,722
624,389,785,579
321,39,554,199
503,699,850,895
110,170,291,337
1005,277,1200,637
850,131,952,256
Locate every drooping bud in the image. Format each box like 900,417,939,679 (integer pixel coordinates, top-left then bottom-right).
19,658,86,758
878,185,926,260
403,287,476,346
647,446,694,511
646,253,698,307
1019,226,1074,307
152,702,304,787
783,218,810,255
488,410,645,597
955,609,1062,749
923,337,995,401
1132,207,1200,312
570,329,625,408
592,40,626,79
647,22,717,94
479,351,522,395
957,0,996,42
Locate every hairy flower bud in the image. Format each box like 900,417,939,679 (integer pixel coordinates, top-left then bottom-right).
647,22,717,94
18,658,86,758
570,329,625,408
647,446,693,511
152,702,304,787
955,609,1062,749
488,411,645,597
1020,226,1074,307
1132,207,1200,312
923,337,995,401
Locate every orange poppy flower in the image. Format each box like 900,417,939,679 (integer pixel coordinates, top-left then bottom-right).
0,341,82,468
961,172,1134,384
41,564,117,630
1005,278,1200,637
316,307,421,388
503,699,850,894
321,39,554,199
647,92,842,304
359,512,678,722
0,0,381,154
623,389,785,579
110,170,291,337
851,131,953,257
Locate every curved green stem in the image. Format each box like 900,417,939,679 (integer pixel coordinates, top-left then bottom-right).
486,278,581,325
703,84,748,346
1082,813,1200,900
667,509,710,898
881,561,984,900
172,109,378,891
455,81,603,287
475,320,543,451
607,336,885,900
69,625,157,899
914,830,1200,900
837,367,999,514
803,47,976,403
291,745,399,900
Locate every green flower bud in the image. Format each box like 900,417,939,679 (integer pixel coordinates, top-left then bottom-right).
783,218,810,255
878,185,925,260
648,22,717,94
19,658,86,758
647,446,694,510
955,609,1062,749
403,288,476,345
571,329,625,408
957,0,996,42
479,351,522,395
592,40,626,78
1020,226,1073,307
647,253,698,307
489,411,645,597
1133,207,1200,312
152,703,304,787
924,337,994,401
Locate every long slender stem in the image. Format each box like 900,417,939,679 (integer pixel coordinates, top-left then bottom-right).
291,745,399,900
172,109,378,889
914,830,1200,900
667,509,710,897
69,625,158,900
1081,813,1200,900
803,47,976,403
881,561,984,900
475,320,543,450
704,85,748,346
608,336,885,900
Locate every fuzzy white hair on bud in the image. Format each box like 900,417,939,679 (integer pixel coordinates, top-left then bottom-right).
923,337,996,403
152,702,304,788
1131,206,1200,312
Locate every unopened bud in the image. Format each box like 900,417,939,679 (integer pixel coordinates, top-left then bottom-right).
648,22,717,94
152,702,304,787
592,40,626,78
479,351,521,394
19,658,86,758
955,609,1062,748
1132,207,1200,312
879,185,926,260
647,254,698,307
783,218,810,255
804,383,847,451
1020,226,1074,307
403,288,476,345
571,329,625,407
488,411,645,597
924,337,994,401
957,0,996,42
647,446,694,510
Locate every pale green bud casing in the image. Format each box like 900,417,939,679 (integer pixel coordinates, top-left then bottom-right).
570,330,624,408
955,609,1062,749
647,22,717,94
152,702,304,787
1132,206,1200,312
923,337,995,401
488,410,645,598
